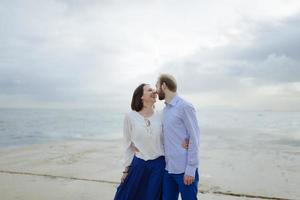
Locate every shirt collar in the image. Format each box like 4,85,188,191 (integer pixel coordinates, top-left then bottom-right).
165,94,180,106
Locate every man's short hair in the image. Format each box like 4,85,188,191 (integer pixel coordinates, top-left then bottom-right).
158,74,177,92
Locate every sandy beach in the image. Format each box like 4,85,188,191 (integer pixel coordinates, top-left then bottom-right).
0,138,298,200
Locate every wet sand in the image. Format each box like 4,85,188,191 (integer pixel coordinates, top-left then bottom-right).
0,139,298,200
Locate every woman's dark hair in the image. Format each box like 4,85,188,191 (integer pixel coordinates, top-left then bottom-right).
131,83,147,111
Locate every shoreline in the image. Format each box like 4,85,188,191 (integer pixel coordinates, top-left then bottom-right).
0,170,291,200
0,139,299,200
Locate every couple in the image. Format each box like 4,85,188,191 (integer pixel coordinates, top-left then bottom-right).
114,74,200,200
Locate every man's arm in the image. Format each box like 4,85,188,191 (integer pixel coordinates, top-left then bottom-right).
182,104,200,177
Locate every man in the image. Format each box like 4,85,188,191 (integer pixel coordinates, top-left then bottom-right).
156,74,200,200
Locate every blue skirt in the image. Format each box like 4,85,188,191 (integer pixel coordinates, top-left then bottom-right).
114,156,165,200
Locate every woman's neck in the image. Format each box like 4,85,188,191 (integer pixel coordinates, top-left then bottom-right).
139,103,154,118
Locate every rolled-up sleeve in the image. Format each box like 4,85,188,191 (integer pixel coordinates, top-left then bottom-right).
182,105,200,177
123,114,134,167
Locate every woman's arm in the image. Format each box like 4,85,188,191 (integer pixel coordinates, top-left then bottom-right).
123,114,134,168
121,114,134,183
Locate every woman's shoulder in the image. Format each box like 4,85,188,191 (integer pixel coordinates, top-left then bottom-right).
153,109,163,119
124,110,138,120
125,109,161,120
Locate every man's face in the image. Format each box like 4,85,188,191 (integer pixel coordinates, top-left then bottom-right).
156,81,165,100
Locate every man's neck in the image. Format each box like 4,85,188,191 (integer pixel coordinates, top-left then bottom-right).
165,92,177,104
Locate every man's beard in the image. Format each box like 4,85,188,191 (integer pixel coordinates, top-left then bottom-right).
158,90,165,100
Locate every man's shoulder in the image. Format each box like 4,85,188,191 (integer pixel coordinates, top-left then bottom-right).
177,96,195,110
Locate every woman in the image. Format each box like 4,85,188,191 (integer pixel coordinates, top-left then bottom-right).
114,83,164,200
114,83,188,200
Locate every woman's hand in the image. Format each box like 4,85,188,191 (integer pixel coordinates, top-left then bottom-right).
121,166,130,183
121,172,128,183
133,146,140,153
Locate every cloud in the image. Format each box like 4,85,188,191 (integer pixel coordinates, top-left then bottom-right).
0,0,300,110
156,13,300,110
0,0,135,106
161,13,300,85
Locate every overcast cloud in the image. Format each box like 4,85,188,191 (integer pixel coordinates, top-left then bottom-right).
0,0,300,111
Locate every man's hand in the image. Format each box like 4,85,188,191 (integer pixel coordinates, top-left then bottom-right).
183,175,195,185
182,138,189,149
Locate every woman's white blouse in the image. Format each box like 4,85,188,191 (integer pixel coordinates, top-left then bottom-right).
123,110,164,167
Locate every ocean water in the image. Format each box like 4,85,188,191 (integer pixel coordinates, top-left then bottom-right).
200,110,300,148
0,108,299,148
1,108,299,198
0,108,124,148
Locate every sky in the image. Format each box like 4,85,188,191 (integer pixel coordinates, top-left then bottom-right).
0,0,300,111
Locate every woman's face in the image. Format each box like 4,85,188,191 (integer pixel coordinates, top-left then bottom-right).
142,84,157,103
